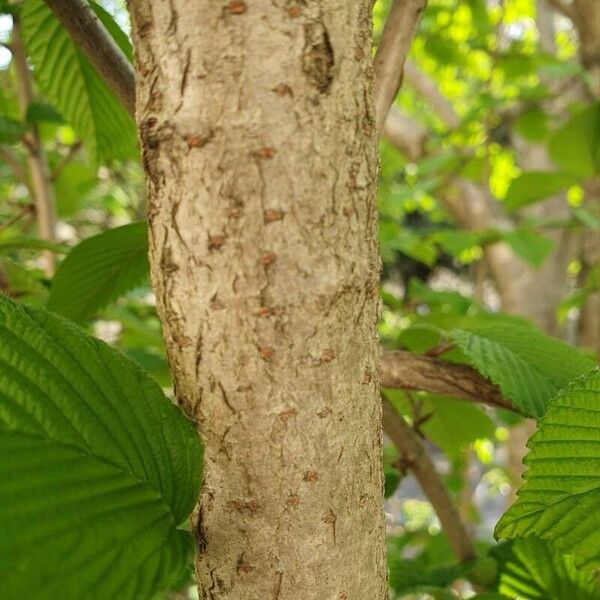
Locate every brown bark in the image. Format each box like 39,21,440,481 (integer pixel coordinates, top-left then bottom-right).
373,0,426,133
44,0,135,116
129,2,387,599
380,350,515,412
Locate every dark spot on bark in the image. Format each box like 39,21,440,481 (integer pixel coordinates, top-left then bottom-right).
226,1,247,14
272,83,293,97
303,470,318,482
302,22,334,93
259,346,275,360
264,208,283,223
259,252,277,267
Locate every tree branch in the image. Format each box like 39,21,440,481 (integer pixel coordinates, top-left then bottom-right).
403,60,460,130
43,0,135,116
12,19,57,277
0,145,30,189
373,0,427,134
382,107,428,160
382,395,477,563
380,349,517,413
545,0,576,20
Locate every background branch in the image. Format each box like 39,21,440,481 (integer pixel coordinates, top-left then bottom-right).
403,60,460,129
11,19,57,276
382,395,477,563
373,0,427,133
43,0,135,116
545,0,576,20
380,349,517,412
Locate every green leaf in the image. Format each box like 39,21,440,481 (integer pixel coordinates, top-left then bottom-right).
0,295,202,599
48,223,149,321
513,108,549,143
448,321,596,418
0,235,68,254
491,538,600,600
502,228,555,268
25,102,63,124
421,395,496,458
20,0,137,162
91,2,133,61
504,172,577,212
388,556,465,598
383,443,401,498
53,162,97,217
408,277,475,315
549,103,600,178
431,229,494,258
496,370,600,568
0,116,27,143
0,257,48,303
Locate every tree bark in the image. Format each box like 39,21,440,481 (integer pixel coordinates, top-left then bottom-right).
129,2,387,599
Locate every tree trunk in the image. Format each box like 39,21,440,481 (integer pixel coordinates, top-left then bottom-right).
129,2,387,599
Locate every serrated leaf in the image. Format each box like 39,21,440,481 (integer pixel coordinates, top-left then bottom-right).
20,0,137,163
496,370,600,568
448,321,596,418
502,228,555,268
491,538,600,600
504,172,577,212
48,222,149,321
0,295,202,599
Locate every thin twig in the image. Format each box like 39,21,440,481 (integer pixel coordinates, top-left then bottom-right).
0,204,34,233
373,0,427,133
43,0,135,116
380,349,517,413
51,141,82,181
0,145,30,188
382,395,477,563
424,342,456,358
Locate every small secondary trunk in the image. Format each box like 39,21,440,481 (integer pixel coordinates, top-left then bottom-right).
130,2,387,599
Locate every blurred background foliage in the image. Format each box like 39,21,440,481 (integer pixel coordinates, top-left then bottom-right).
0,0,599,598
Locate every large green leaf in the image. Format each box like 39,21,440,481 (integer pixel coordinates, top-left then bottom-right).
0,295,202,599
448,321,595,418
0,116,27,143
501,228,555,268
20,0,137,162
48,222,149,321
496,370,600,568
388,556,465,599
491,538,600,600
548,103,600,179
504,172,577,212
420,394,496,458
